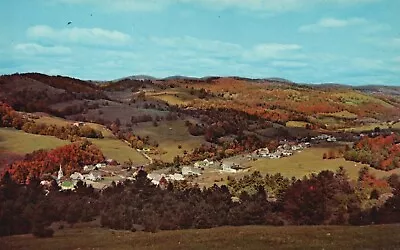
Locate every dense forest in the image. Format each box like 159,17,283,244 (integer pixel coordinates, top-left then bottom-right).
345,134,400,170
0,168,399,237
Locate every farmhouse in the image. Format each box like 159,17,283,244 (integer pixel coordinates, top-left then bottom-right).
84,171,103,182
254,147,270,157
73,122,85,127
181,166,201,176
194,159,214,168
95,163,106,169
221,162,240,173
147,173,163,185
70,172,84,181
83,165,95,172
167,173,185,181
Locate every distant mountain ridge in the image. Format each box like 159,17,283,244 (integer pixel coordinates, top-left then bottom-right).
1,73,399,93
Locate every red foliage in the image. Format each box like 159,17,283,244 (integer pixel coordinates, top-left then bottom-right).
0,102,25,129
4,141,105,183
345,134,400,170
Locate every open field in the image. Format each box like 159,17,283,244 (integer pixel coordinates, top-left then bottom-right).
147,89,194,106
33,115,145,163
320,110,358,119
2,225,400,250
135,120,206,162
342,123,390,133
88,138,148,165
333,92,394,108
0,128,69,154
285,121,310,128
243,147,400,180
35,115,114,138
193,146,400,187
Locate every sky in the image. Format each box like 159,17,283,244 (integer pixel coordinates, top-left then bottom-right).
1,0,399,85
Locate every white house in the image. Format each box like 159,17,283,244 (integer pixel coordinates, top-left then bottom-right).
168,173,185,181
83,165,94,172
268,153,281,159
282,151,293,157
40,180,51,187
70,172,84,181
84,172,103,182
73,122,84,127
327,137,337,142
147,173,163,185
194,159,213,168
222,163,237,173
96,163,106,168
181,166,201,176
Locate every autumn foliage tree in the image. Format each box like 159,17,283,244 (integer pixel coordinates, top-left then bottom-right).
5,140,105,183
344,134,400,170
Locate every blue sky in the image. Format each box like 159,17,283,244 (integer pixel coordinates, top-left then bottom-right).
1,0,399,85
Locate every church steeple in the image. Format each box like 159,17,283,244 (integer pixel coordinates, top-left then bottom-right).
57,164,64,181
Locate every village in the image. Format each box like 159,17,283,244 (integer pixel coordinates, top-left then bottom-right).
40,134,338,191
141,134,336,187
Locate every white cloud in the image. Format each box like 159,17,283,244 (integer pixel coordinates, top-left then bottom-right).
55,0,380,12
299,18,368,32
27,25,131,46
14,43,72,55
244,43,302,60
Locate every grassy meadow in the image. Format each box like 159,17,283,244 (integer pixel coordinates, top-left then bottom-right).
34,115,145,164
35,115,114,137
0,128,69,154
88,138,148,164
285,121,310,128
2,225,400,250
135,120,206,162
147,89,195,106
320,110,358,119
243,147,400,180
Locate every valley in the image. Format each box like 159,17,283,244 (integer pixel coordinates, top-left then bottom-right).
1,73,400,244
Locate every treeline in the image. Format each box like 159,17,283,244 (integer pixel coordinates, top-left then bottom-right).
21,122,103,141
1,168,399,237
4,140,105,183
0,102,103,140
0,174,99,237
344,134,400,170
100,169,400,229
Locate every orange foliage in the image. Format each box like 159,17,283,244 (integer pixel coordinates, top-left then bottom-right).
5,140,105,183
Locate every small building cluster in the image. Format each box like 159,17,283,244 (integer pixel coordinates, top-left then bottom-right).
181,166,202,176
252,142,311,160
147,173,185,186
41,159,118,191
311,134,337,142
